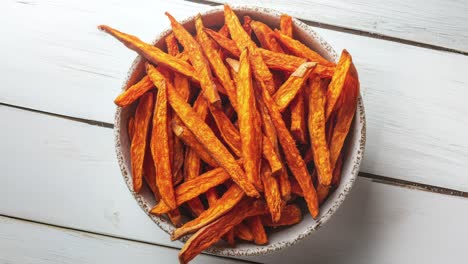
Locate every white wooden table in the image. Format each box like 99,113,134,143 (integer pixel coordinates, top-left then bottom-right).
1,0,468,263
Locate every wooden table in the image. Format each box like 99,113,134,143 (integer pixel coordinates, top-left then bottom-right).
2,0,468,263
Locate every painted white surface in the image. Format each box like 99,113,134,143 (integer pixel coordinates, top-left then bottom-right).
0,216,246,264
210,0,468,52
1,106,468,263
1,0,468,191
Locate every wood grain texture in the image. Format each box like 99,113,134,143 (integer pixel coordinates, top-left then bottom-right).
2,0,468,191
0,216,246,264
1,105,468,263
208,0,468,53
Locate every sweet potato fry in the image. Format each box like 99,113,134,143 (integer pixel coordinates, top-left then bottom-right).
261,164,282,222
278,169,292,201
234,222,254,241
307,76,332,186
149,67,177,209
206,188,219,207
209,105,242,157
166,33,191,102
290,90,307,144
147,64,259,197
329,63,359,169
290,176,303,196
272,62,316,112
204,28,241,57
280,14,293,37
195,16,238,110
245,216,268,245
237,49,262,190
218,24,230,37
262,136,283,176
131,92,154,193
127,117,135,140
172,184,245,240
98,25,198,82
262,204,302,227
325,50,353,120
273,30,334,67
224,5,276,95
165,13,221,106
150,166,231,215
172,120,217,167
242,15,253,36
251,20,284,52
178,199,267,264
114,75,154,107
260,79,319,218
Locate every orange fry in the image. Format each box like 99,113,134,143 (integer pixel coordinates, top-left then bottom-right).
98,25,198,82
290,90,307,144
195,16,238,110
280,14,293,37
166,33,191,102
262,136,283,176
165,13,221,106
218,24,230,37
234,222,254,241
273,30,334,67
237,49,262,190
325,50,353,120
272,62,317,112
278,169,292,201
178,199,267,264
290,176,303,196
172,184,245,240
308,76,332,186
204,28,241,57
224,4,276,95
151,166,231,215
147,64,259,198
260,79,319,218
209,105,242,157
261,164,282,223
262,204,302,227
114,75,154,107
245,216,268,245
130,92,153,193
251,20,284,52
127,117,135,140
149,66,176,209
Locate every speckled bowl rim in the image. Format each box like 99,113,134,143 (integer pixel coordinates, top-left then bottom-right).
114,5,366,257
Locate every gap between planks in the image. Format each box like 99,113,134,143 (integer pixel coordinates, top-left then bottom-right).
2,101,466,199
0,213,260,264
183,0,468,56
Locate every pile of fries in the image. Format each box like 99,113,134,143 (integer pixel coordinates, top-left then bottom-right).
100,4,359,263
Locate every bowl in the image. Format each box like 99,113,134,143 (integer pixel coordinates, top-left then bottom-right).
114,5,366,257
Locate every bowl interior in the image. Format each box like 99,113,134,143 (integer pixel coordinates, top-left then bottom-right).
114,5,365,257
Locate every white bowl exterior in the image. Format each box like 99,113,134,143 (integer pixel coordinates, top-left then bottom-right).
114,5,366,257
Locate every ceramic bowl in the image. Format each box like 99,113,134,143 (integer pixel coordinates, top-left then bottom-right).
114,5,366,257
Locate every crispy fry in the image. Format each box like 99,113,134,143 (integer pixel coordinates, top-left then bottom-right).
115,75,154,107
325,50,353,120
245,216,268,245
290,176,303,196
290,90,307,144
172,184,245,240
251,20,284,52
98,25,198,82
147,64,259,197
237,49,262,190
234,222,254,241
218,24,230,37
261,164,282,223
178,199,267,264
195,16,238,110
165,13,221,106
262,204,302,227
242,15,253,36
278,168,292,200
280,14,293,37
166,33,191,102
329,63,359,169
209,105,242,157
272,62,316,112
262,136,283,176
224,5,276,95
308,76,332,186
273,30,334,67
128,117,135,140
260,79,319,218
206,188,219,207
205,28,241,57
149,67,177,209
150,167,231,215
131,92,154,193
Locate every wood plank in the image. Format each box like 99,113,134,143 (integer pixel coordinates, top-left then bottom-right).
1,105,468,263
2,0,468,190
208,0,468,53
0,216,247,264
